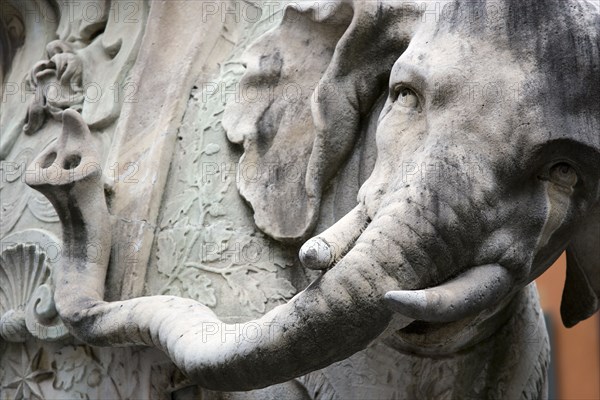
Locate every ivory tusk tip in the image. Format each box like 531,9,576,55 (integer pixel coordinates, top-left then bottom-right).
384,265,512,322
384,290,429,316
299,238,333,270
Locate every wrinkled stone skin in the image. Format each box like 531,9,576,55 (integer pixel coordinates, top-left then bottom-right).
18,1,600,399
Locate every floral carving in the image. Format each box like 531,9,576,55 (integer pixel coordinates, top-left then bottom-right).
0,343,163,399
2,347,54,400
156,228,219,306
155,81,297,314
51,346,107,393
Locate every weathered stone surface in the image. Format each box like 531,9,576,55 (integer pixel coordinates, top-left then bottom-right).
1,1,599,399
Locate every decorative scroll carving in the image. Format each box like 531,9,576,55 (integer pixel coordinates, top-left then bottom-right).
0,0,147,248
0,0,59,161
23,41,85,134
0,0,146,161
20,0,146,136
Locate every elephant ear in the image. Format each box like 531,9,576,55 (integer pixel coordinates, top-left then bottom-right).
224,1,422,242
306,1,422,212
561,203,600,327
222,2,353,242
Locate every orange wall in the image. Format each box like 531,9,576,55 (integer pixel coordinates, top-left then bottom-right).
536,253,600,399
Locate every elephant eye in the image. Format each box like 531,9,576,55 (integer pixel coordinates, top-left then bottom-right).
548,162,578,188
393,85,420,109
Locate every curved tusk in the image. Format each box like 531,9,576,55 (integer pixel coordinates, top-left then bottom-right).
384,264,512,323
299,204,369,270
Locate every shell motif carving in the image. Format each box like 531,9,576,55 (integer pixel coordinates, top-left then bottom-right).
0,243,46,341
0,230,69,342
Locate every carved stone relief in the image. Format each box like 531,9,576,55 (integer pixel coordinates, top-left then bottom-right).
0,229,68,343
1,1,599,399
0,340,184,399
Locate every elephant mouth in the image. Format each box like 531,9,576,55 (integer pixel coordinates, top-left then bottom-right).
300,208,518,354
386,287,519,355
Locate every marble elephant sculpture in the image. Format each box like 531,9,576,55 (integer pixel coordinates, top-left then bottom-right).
25,0,599,395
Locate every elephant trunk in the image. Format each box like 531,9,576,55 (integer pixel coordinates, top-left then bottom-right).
115,238,414,390
25,110,110,314
27,111,512,391
57,199,415,389
26,111,422,391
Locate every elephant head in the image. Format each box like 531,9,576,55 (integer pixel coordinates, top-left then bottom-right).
25,0,599,392
301,0,600,330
